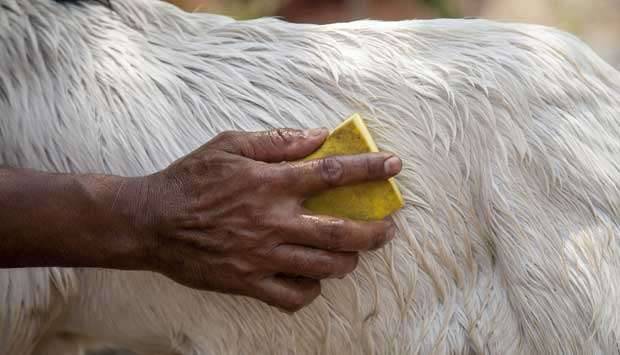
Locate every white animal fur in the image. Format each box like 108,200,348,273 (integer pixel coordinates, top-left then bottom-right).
1,0,619,354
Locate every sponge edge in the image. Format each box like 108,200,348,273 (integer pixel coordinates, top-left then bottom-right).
302,113,405,220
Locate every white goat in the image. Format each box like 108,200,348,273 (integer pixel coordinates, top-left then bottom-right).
1,0,619,354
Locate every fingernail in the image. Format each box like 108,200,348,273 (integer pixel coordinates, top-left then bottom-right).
384,156,402,175
306,127,328,137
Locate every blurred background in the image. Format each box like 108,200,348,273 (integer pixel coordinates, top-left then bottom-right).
166,0,620,68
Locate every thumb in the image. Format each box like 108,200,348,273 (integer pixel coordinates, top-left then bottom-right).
208,128,328,162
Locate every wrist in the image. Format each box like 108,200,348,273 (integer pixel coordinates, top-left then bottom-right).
76,173,157,270
116,174,163,271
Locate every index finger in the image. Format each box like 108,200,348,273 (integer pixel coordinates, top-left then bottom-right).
276,153,402,195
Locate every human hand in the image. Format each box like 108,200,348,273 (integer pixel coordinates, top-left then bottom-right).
134,128,402,312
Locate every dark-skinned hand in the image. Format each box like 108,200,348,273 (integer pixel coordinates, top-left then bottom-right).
0,127,402,313
137,128,402,312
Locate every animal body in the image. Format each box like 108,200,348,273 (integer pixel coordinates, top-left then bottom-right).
0,0,619,354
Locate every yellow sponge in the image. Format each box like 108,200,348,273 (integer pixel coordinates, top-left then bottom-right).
302,113,404,220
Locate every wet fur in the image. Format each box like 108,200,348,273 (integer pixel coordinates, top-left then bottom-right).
1,0,620,354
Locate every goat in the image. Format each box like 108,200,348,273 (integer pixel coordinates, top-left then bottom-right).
1,0,619,354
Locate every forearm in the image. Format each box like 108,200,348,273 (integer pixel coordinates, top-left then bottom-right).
0,168,148,269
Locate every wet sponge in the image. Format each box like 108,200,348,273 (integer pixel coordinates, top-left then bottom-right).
302,113,404,220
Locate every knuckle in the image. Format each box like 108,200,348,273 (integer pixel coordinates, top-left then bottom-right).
246,164,268,183
371,233,388,250
269,128,298,146
346,253,360,273
270,163,295,188
212,131,257,157
331,253,358,277
364,155,377,177
325,220,346,251
295,253,331,279
370,223,393,250
308,282,322,300
319,256,342,278
248,164,281,191
318,253,358,278
295,253,316,273
212,131,238,145
318,157,344,186
258,239,280,258
234,261,257,279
